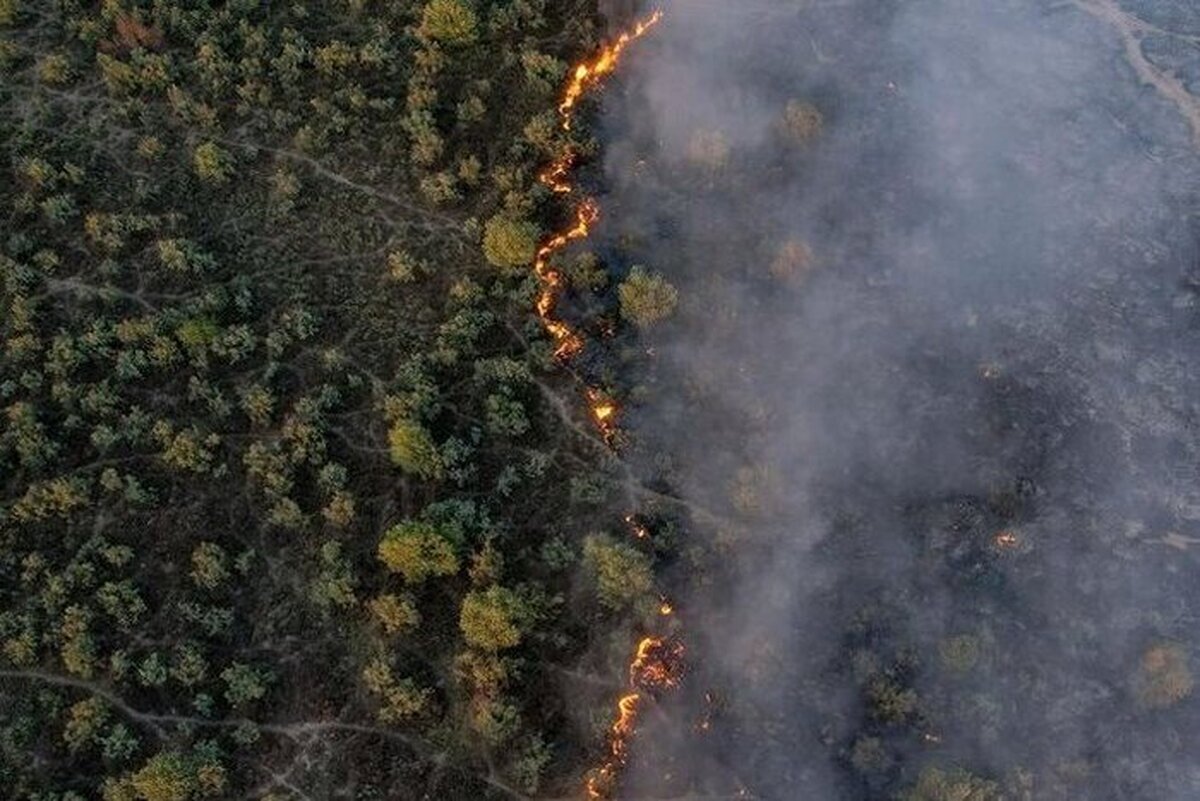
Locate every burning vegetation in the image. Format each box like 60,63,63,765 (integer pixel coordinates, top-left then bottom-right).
527,10,682,797
531,10,662,438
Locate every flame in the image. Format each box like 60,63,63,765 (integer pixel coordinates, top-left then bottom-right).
587,635,685,799
529,12,661,439
631,636,686,691
559,11,664,130
530,14,675,798
624,514,650,540
587,387,620,442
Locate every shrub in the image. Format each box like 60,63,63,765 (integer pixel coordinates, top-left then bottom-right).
421,0,478,44
618,266,678,328
482,215,539,268
378,521,459,583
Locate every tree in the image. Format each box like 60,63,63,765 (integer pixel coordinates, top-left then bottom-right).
779,99,824,144
362,657,431,722
420,0,479,45
686,129,730,171
190,542,229,589
770,239,814,284
129,751,195,801
582,535,653,611
483,215,539,268
387,418,442,478
378,521,460,583
192,142,231,184
369,593,420,635
221,662,270,707
1135,642,1193,709
460,586,530,651
63,697,109,752
619,266,678,328
902,767,1002,801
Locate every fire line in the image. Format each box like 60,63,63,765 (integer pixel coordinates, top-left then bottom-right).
528,11,684,797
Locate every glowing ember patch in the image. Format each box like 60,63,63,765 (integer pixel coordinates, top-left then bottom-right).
586,389,621,442
994,531,1019,549
624,514,650,539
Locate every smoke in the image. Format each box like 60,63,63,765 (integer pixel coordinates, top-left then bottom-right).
597,0,1200,798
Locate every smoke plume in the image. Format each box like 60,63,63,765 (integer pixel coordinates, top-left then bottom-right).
598,0,1200,797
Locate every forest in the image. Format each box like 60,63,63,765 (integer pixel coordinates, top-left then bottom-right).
7,1,1200,800
0,0,683,798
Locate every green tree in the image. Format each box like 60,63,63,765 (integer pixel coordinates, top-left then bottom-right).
221,662,270,707
377,521,460,583
420,0,478,44
619,266,678,328
459,586,529,651
583,535,653,610
129,751,195,801
483,215,539,268
387,418,442,478
903,767,1002,801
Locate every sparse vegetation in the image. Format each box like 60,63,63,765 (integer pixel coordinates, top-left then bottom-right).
0,1,669,796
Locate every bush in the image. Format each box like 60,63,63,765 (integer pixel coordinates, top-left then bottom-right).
1135,642,1193,709
421,0,478,44
378,521,460,583
460,586,528,651
902,767,1002,801
619,266,678,328
583,535,653,610
779,99,824,144
483,215,539,268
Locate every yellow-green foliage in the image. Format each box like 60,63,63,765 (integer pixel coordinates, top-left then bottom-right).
421,0,478,44
939,634,981,674
362,657,430,722
37,53,72,84
482,215,539,268
129,752,195,801
387,418,442,478
369,593,420,635
619,266,678,328
582,535,653,611
63,697,108,752
902,767,1002,801
377,521,459,583
190,542,229,589
192,142,231,184
686,129,730,170
459,586,525,651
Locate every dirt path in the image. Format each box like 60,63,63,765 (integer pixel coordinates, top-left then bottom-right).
1073,0,1200,148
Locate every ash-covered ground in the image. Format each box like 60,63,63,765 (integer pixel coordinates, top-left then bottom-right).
598,1,1200,798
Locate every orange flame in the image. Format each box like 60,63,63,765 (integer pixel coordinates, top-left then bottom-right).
587,388,620,443
530,12,661,439
586,635,685,798
624,514,650,539
559,11,664,130
530,14,674,798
